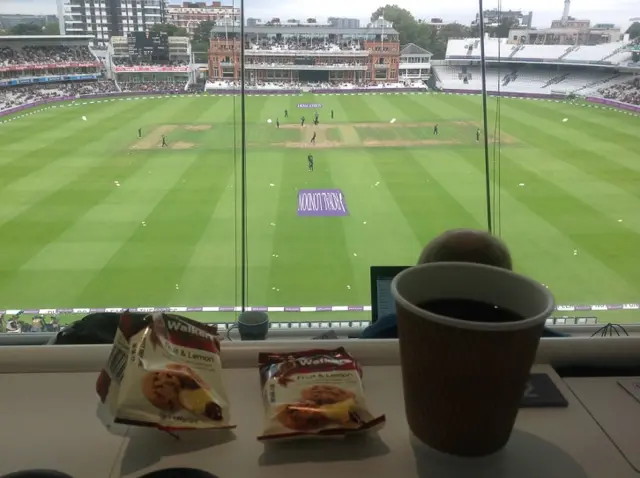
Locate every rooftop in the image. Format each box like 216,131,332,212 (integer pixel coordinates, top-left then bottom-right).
0,35,94,41
401,43,433,56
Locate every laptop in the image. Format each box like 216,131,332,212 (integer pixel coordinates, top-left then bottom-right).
369,266,410,323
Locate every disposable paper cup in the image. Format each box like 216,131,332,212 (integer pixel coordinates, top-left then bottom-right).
391,262,554,457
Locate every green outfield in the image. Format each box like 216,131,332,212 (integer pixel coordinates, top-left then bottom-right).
0,92,639,324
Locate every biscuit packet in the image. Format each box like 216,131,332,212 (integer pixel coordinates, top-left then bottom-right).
96,311,234,431
258,347,385,440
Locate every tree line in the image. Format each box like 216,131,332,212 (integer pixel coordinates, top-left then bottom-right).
0,22,60,36
3,11,637,57
370,5,519,59
371,5,640,58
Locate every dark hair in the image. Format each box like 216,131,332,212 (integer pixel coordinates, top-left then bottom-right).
418,229,513,271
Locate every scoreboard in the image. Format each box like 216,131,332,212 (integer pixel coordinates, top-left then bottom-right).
127,31,169,59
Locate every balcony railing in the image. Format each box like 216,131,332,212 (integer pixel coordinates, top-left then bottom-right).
244,64,368,70
399,62,431,69
242,50,370,57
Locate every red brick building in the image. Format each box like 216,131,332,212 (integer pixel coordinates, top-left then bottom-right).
168,2,240,36
208,21,400,84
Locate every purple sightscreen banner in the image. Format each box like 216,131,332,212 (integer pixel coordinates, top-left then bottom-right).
442,88,567,100
297,189,349,217
443,89,640,111
586,96,640,113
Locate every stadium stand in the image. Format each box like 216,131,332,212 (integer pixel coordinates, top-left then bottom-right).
119,81,184,92
564,43,620,62
186,79,206,93
245,38,365,52
435,64,636,96
0,80,118,111
108,35,191,89
512,45,569,61
0,37,120,113
204,79,415,91
210,22,400,85
0,45,95,66
445,38,634,64
112,58,189,67
437,38,639,100
600,77,640,105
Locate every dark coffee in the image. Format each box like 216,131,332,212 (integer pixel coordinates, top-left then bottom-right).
418,299,524,323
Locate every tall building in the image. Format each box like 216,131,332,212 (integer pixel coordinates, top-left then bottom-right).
328,17,360,29
420,18,458,32
167,2,240,36
56,0,167,45
0,14,58,30
473,10,533,28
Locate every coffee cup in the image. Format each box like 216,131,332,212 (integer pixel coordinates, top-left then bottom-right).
391,262,554,457
226,311,269,341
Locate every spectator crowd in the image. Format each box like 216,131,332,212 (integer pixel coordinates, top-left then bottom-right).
599,77,640,106
0,79,193,111
204,79,419,91
242,38,365,53
112,57,189,68
244,57,366,68
0,314,61,334
0,45,95,67
186,80,206,93
119,81,184,92
0,80,119,111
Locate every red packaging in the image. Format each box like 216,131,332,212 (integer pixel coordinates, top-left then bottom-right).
96,312,234,431
258,347,385,440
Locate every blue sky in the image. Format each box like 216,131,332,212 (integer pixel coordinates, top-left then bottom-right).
0,0,637,30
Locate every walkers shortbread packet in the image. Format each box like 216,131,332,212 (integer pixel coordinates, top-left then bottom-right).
258,347,385,440
96,311,234,431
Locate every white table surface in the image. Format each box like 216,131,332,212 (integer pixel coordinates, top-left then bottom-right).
564,376,640,474
0,364,638,478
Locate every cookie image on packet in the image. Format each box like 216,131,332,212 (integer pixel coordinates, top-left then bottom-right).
258,347,385,440
140,365,224,421
141,371,183,412
97,311,234,431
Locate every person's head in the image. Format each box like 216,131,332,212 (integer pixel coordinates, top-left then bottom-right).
417,228,512,271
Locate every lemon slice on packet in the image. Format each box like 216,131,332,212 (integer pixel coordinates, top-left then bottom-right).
318,398,356,423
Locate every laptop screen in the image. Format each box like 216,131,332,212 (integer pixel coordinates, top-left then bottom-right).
370,266,410,323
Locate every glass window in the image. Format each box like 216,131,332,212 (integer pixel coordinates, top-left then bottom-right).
2,0,637,337
477,1,640,328
240,0,488,330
